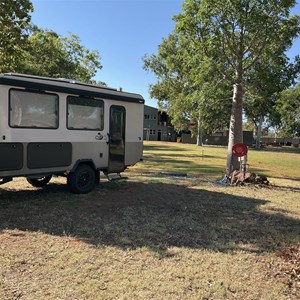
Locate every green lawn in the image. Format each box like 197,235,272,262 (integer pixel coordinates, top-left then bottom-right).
132,141,300,180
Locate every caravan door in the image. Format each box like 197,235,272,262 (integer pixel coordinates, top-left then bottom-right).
108,105,126,173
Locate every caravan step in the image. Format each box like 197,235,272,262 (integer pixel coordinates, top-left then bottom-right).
106,173,128,181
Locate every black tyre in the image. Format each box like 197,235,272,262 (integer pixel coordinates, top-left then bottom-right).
27,175,52,187
67,164,95,194
95,170,100,185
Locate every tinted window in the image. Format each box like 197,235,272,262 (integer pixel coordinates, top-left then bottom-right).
10,90,58,129
67,96,104,130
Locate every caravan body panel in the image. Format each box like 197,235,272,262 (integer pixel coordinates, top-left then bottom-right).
0,74,144,180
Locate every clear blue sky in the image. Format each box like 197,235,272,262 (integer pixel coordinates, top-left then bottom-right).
31,0,300,107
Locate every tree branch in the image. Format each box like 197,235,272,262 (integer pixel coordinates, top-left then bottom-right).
215,15,239,58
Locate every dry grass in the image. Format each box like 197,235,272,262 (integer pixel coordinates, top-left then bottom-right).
0,141,300,299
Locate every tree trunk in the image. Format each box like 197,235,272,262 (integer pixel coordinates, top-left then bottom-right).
196,117,202,146
256,115,264,149
226,67,243,174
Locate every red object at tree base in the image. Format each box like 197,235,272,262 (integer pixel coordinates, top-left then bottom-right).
232,143,248,157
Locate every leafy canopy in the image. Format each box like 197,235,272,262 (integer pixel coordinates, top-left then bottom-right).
143,28,232,135
0,1,102,83
0,0,33,72
275,83,300,137
18,27,102,83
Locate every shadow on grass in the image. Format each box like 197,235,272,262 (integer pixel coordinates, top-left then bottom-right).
142,157,225,176
252,146,300,154
144,144,186,152
270,176,300,183
145,153,219,159
0,180,299,254
144,144,223,158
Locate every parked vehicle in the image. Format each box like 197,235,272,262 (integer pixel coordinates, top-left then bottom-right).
0,73,144,193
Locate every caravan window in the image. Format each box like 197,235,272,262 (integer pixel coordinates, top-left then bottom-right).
67,96,104,130
9,89,59,129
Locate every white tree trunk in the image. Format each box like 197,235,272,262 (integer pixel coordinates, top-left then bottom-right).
226,67,243,174
196,117,202,146
256,115,264,149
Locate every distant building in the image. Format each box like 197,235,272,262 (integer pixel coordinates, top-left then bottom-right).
143,105,176,142
181,130,254,146
144,105,255,146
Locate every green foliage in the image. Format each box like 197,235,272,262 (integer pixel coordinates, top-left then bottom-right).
0,0,102,83
175,0,300,115
143,32,232,135
0,0,33,72
18,27,102,83
176,0,299,73
244,53,300,132
275,83,300,137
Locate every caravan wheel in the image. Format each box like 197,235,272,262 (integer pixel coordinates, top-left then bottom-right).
95,170,100,185
67,164,95,194
27,175,52,187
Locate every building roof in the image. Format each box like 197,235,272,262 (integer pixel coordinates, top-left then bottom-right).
144,104,167,112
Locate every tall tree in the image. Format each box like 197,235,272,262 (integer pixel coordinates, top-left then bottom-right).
18,28,102,83
143,33,232,146
171,0,300,172
0,0,33,72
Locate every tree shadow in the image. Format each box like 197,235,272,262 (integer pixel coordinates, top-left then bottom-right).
270,176,300,183
258,146,300,154
142,156,224,175
270,184,300,192
0,180,299,254
144,144,186,152
146,152,218,159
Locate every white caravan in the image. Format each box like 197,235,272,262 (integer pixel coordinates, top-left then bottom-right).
0,73,144,193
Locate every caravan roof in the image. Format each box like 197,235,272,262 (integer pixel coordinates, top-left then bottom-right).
0,73,145,104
